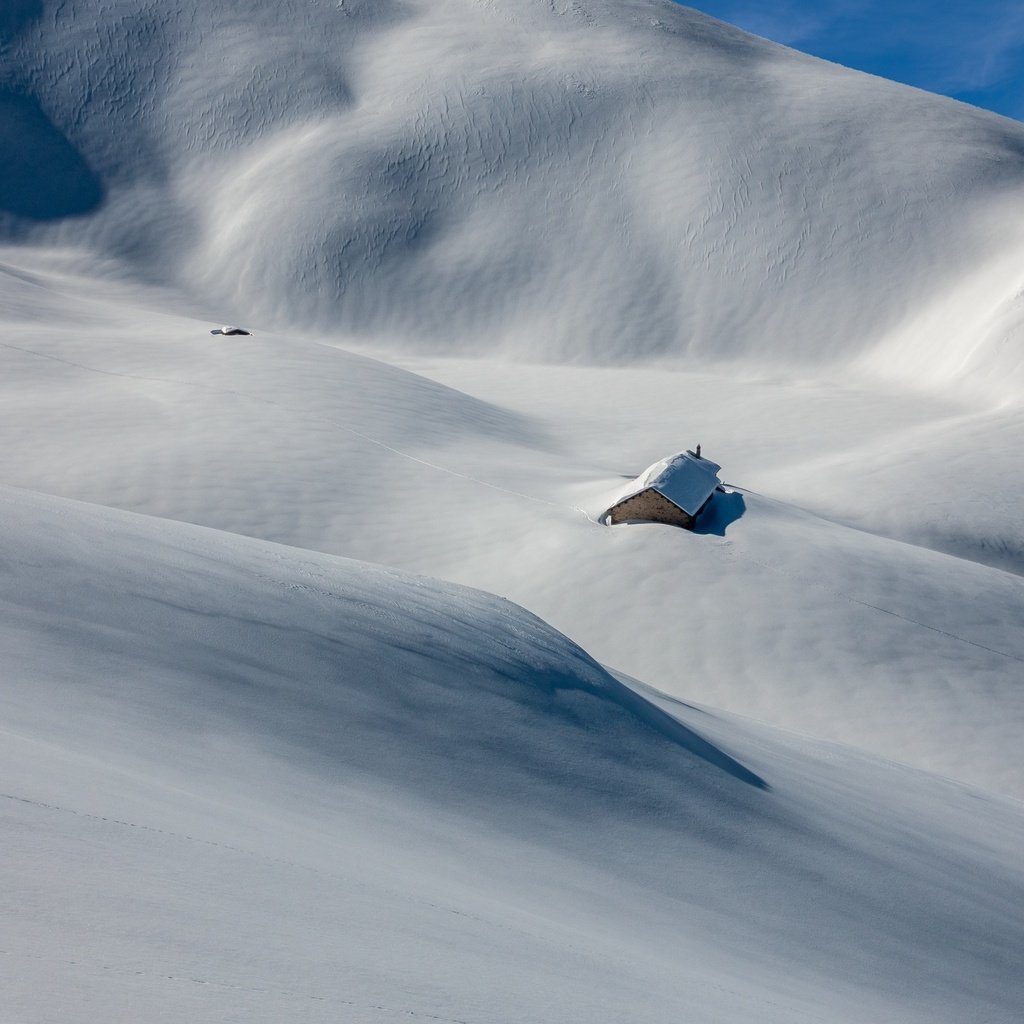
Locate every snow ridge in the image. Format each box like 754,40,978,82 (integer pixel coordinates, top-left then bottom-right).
3,485,1024,1023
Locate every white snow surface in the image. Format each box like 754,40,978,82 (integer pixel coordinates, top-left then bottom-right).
3,0,1024,1019
2,485,1023,1023
4,0,1024,390
2,260,1022,798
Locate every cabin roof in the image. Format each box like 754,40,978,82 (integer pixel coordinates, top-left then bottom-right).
611,450,722,517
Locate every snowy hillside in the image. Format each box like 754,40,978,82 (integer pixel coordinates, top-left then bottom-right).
4,0,1024,390
2,258,1023,798
4,486,1024,1023
3,0,1024,1019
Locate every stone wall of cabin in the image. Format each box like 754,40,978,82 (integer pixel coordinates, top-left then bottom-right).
604,489,694,529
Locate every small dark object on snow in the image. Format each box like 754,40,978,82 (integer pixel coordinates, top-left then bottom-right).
211,325,251,336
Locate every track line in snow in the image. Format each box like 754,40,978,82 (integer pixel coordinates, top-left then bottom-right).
0,946,473,1023
7,339,1013,661
0,787,603,974
0,789,470,918
0,794,831,1024
826,592,1024,664
0,339,603,525
715,492,1024,666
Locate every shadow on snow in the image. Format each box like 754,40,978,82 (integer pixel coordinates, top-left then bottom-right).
0,91,104,222
695,489,746,537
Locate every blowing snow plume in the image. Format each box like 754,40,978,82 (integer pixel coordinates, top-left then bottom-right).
5,0,1024,391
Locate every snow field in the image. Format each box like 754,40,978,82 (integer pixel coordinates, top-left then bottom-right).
3,0,1024,1019
1,262,1022,796
2,485,1023,1023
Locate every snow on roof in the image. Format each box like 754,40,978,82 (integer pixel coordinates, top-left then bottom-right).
613,450,722,517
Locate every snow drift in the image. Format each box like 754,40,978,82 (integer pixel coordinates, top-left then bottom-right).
3,484,1024,1023
1,259,1023,797
0,484,768,813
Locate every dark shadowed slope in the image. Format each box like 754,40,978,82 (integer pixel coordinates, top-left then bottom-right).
2,484,1023,1022
0,91,103,222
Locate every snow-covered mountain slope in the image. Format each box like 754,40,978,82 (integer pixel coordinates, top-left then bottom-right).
4,0,1024,392
2,259,1022,798
4,3,1024,1017
3,484,1023,1024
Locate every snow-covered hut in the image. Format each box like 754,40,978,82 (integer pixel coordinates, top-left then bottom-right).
603,448,722,529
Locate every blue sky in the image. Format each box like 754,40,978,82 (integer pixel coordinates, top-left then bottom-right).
688,1,1024,121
